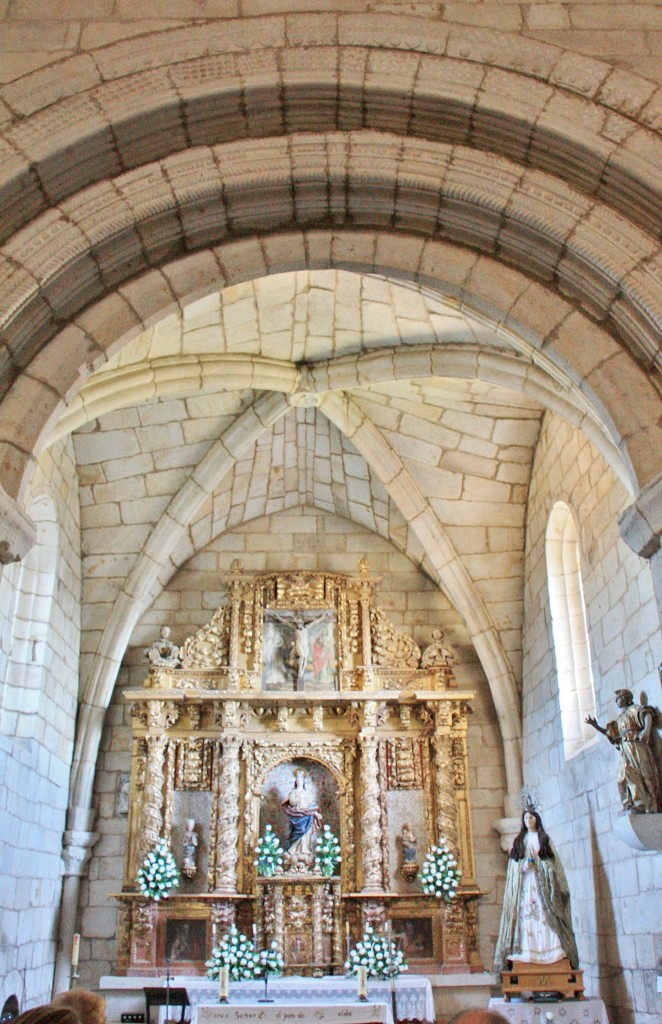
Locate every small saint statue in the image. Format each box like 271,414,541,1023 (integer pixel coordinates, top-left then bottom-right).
144,625,181,669
400,822,419,881
421,628,454,670
181,818,199,881
585,688,661,813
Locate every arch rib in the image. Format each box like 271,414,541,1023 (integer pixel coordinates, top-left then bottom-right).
320,390,523,811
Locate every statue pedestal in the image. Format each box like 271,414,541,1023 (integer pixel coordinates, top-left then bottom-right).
613,810,662,851
257,875,342,975
501,959,585,1002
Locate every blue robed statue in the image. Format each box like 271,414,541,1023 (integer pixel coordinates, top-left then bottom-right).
281,769,323,870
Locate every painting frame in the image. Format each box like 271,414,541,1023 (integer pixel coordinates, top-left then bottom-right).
262,608,337,692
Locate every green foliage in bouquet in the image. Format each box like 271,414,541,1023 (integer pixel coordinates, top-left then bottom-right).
136,838,179,901
418,839,461,901
205,924,260,981
344,925,408,979
254,824,284,877
315,824,341,877
258,941,285,977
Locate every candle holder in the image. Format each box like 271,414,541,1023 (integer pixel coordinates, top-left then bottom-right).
69,970,80,991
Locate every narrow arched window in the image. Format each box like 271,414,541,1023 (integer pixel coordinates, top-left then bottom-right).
546,501,597,760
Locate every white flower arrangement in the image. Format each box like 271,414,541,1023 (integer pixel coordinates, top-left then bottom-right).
315,824,341,877
205,924,260,981
344,925,408,980
254,824,284,877
418,839,461,901
136,838,180,901
258,941,285,977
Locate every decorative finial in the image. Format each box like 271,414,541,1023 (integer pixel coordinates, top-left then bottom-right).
230,558,243,574
358,556,369,575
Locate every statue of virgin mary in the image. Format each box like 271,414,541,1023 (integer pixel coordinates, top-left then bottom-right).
281,769,323,871
494,807,579,974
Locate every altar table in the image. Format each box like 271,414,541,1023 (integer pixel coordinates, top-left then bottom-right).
187,976,435,1024
194,1003,388,1024
488,997,610,1023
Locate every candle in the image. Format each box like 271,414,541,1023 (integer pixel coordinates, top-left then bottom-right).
219,966,229,1001
212,922,217,947
357,965,367,1000
71,933,80,968
252,923,257,950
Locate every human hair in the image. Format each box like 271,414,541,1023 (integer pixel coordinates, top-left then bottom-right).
51,991,105,1024
447,1011,509,1024
12,1007,81,1024
509,809,554,861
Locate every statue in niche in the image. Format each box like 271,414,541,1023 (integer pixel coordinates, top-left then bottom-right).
144,625,181,668
181,818,199,881
400,823,419,881
585,688,662,813
493,804,579,974
281,769,323,872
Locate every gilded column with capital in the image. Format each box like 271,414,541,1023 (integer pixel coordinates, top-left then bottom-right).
358,728,384,892
430,731,459,857
213,734,242,893
137,701,178,867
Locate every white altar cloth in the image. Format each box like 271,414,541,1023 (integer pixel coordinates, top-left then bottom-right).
194,1003,388,1024
488,997,609,1023
186,976,434,1024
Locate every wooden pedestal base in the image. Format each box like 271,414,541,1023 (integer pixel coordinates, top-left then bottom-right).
501,958,585,1002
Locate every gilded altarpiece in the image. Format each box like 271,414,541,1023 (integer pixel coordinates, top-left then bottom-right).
116,564,482,976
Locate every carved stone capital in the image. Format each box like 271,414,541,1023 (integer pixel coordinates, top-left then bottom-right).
62,828,99,877
0,486,36,564
618,475,662,559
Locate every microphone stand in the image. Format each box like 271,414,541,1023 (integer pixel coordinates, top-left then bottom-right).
165,958,171,1024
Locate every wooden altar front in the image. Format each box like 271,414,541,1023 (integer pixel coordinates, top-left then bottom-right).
116,563,482,976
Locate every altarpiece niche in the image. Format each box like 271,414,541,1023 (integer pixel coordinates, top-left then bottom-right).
116,563,482,976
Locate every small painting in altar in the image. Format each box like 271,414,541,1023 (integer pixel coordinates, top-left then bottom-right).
397,917,435,960
165,918,206,963
263,609,337,692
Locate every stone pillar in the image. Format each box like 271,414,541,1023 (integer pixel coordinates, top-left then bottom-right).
358,731,384,892
53,823,98,994
214,735,241,893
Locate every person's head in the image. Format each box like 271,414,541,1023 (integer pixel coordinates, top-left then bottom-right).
13,1008,82,1024
447,1011,509,1024
160,626,171,639
186,818,195,830
295,769,306,786
51,991,105,1024
615,688,634,707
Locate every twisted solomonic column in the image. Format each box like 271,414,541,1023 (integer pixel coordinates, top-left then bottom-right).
138,733,168,865
359,732,384,892
214,735,241,893
431,732,459,856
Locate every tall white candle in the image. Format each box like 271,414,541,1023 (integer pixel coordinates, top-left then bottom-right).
357,965,367,999
219,965,229,1000
71,933,80,968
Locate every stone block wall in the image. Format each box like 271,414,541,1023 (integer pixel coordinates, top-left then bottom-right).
0,438,82,1007
78,504,508,987
1,1,661,86
523,411,662,1024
